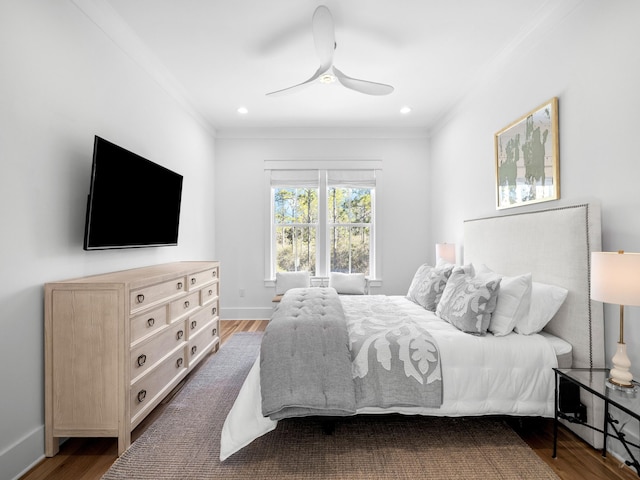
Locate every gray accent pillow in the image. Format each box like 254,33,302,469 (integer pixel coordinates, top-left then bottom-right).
406,263,455,311
436,268,502,335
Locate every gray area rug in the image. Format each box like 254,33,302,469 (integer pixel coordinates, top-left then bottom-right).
103,332,559,479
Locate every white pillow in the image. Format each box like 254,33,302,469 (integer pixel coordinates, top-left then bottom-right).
514,281,568,335
329,272,366,295
275,271,310,295
475,265,532,336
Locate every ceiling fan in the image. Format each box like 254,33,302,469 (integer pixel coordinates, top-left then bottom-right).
266,5,394,96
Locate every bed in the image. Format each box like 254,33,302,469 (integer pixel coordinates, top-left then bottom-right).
220,203,604,460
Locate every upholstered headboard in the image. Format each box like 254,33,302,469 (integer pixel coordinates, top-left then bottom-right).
463,203,604,447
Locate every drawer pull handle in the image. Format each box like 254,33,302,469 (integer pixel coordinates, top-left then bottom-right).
191,277,196,285
137,354,147,367
177,330,184,340
136,294,145,304
191,320,197,330
213,270,217,277
212,328,217,336
176,282,183,289
212,307,217,315
176,357,183,368
191,345,197,355
208,289,213,296
184,300,190,309
147,317,155,327
137,390,147,403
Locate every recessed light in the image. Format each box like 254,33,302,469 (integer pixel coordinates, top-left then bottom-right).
237,107,248,114
400,106,412,114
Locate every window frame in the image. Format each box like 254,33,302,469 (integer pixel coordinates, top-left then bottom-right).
327,185,374,275
264,160,382,287
272,186,319,275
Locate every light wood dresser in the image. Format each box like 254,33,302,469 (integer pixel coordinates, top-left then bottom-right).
44,261,220,456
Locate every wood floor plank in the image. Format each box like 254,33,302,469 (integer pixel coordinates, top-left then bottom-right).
20,320,637,480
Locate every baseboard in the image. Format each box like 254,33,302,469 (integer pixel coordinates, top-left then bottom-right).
1,425,44,480
221,306,272,320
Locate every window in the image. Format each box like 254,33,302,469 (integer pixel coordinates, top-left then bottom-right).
274,186,318,275
327,172,373,274
267,165,379,281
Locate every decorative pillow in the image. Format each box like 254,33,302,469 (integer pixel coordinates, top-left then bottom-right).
436,268,501,335
407,264,431,301
406,263,455,311
275,271,310,295
514,282,568,335
475,265,532,336
329,272,366,295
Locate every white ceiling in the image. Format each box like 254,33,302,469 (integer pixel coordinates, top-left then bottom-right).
84,0,581,132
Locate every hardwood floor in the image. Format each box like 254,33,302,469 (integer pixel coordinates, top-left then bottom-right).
21,320,637,480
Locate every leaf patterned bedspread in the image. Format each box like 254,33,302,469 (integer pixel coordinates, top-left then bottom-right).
342,295,443,409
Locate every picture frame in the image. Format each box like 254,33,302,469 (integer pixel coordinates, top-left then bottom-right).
494,97,559,209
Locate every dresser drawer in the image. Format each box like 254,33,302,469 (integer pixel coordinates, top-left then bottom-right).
130,277,186,314
187,305,217,339
130,321,186,382
210,319,220,342
168,291,200,322
130,305,167,345
188,320,219,366
200,283,219,306
187,267,219,291
130,347,187,425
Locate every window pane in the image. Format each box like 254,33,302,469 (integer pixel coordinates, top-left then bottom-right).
328,187,371,223
274,188,318,224
328,188,348,223
350,226,370,274
330,226,370,275
275,226,316,275
350,189,372,223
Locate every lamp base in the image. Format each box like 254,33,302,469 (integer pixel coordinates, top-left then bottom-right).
606,378,638,394
608,342,636,393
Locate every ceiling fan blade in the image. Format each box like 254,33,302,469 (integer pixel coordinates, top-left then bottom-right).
332,66,394,96
266,64,328,96
312,5,335,68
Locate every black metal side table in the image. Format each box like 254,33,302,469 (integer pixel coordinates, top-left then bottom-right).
553,367,640,476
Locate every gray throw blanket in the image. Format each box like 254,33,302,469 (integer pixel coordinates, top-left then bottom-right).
260,288,357,420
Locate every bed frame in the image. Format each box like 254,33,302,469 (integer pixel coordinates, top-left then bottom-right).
464,203,604,448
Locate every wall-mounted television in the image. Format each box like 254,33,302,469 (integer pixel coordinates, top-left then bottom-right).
83,136,183,250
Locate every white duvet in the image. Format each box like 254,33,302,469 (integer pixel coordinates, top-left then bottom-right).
220,296,561,461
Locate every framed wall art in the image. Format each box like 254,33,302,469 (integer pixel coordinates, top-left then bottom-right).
494,97,559,209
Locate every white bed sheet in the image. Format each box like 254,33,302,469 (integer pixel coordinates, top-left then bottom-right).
220,296,559,461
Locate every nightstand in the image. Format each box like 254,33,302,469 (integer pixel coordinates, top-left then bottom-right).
553,368,640,476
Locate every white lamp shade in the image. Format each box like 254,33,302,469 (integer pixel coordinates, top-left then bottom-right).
435,243,456,264
591,252,640,306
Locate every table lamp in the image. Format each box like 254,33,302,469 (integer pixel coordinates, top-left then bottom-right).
435,243,456,265
590,251,640,391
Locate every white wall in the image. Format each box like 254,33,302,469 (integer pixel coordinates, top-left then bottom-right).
429,0,640,464
214,130,430,319
0,2,216,479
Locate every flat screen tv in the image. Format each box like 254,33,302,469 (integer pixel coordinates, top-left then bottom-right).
83,136,183,250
